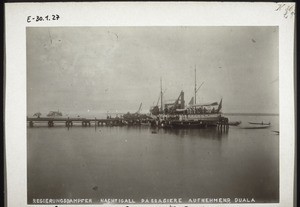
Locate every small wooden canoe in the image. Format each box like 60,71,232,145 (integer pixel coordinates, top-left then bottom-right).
248,121,270,125
240,125,270,129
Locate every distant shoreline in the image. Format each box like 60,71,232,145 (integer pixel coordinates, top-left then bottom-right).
223,113,279,116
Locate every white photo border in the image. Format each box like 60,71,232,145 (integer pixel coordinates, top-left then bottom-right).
5,2,295,207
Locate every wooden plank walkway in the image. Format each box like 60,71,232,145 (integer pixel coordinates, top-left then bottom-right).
27,117,114,122
26,116,229,132
27,117,126,127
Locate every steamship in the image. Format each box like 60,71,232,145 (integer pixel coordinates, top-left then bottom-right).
150,69,228,128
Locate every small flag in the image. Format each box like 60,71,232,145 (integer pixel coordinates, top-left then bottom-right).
217,99,222,112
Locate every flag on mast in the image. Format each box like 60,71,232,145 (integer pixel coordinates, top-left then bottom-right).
217,99,223,112
189,97,194,106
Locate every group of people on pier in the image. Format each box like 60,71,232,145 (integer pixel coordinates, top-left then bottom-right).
164,106,219,115
185,106,219,114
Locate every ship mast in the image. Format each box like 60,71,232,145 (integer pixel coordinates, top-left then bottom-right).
194,66,197,105
160,77,163,112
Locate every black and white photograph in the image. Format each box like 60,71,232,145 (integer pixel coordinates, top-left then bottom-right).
5,2,295,207
26,26,279,204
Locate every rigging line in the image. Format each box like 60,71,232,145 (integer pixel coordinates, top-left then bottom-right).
196,82,205,93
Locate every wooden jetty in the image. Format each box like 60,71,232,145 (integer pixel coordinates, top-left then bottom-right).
27,116,229,132
27,117,125,127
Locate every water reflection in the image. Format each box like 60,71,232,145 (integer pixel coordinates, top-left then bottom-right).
161,127,228,139
29,124,227,135
27,115,279,204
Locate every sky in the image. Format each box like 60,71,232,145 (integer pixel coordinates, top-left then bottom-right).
27,27,279,116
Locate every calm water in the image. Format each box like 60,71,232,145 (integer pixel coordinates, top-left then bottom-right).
27,115,279,204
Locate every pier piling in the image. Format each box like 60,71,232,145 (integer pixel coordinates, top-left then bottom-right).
48,121,54,127
217,117,229,132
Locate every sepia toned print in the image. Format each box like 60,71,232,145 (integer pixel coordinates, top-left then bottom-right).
26,26,279,204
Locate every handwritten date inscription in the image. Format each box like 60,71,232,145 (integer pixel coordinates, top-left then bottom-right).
27,14,60,23
275,4,295,18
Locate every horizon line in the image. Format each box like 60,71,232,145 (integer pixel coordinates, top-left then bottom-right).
223,112,279,116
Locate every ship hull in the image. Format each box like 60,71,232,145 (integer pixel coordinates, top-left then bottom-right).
157,114,223,128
